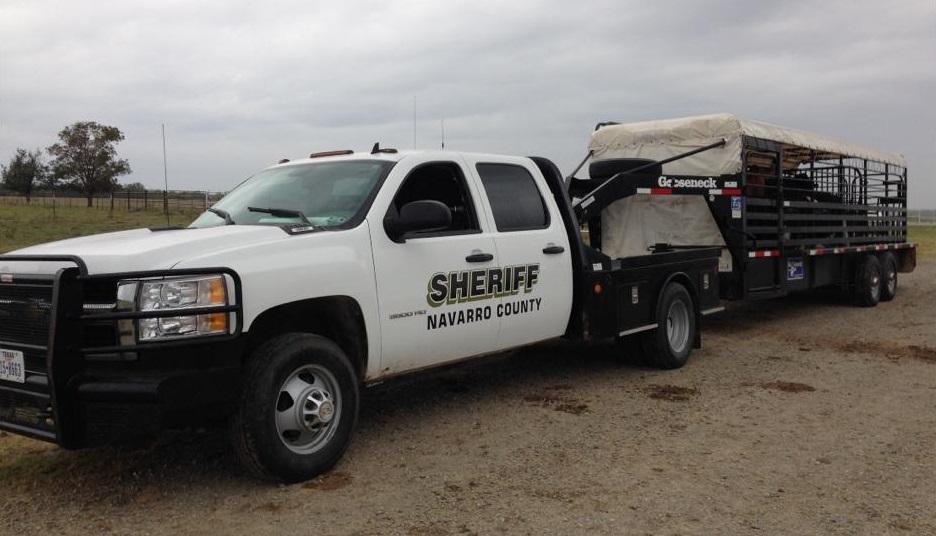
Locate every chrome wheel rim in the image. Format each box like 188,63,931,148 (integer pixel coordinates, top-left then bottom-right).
870,271,881,302
886,269,896,296
275,364,341,454
666,299,690,354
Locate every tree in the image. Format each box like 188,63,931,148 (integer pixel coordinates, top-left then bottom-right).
117,181,147,192
47,121,131,207
1,148,46,202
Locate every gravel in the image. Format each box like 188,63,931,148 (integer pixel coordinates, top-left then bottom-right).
2,262,934,535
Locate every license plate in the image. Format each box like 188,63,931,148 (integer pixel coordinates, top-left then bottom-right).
0,348,25,384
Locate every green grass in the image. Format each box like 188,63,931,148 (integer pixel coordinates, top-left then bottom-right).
908,225,936,258
0,204,203,253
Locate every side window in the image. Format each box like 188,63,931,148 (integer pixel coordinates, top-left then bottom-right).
389,162,480,236
476,163,549,232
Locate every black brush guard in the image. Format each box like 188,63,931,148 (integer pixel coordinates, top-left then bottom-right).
0,255,242,447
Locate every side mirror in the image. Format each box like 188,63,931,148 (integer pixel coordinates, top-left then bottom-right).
384,200,452,242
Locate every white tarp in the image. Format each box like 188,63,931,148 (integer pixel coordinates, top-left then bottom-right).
600,195,732,271
588,113,905,177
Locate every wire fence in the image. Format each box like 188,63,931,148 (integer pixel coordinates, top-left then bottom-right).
0,189,226,212
3,190,935,224
908,209,936,225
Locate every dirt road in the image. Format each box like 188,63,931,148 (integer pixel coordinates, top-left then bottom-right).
2,263,934,535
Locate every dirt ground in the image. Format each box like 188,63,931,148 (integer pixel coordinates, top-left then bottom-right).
2,262,934,536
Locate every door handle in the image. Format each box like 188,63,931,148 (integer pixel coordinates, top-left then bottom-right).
465,252,494,263
542,244,565,255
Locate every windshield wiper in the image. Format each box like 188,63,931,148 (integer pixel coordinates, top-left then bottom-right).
248,206,311,224
207,207,235,225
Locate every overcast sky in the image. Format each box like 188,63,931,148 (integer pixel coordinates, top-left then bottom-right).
1,0,934,206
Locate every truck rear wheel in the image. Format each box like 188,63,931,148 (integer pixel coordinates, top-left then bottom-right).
854,255,882,307
231,333,359,483
879,253,898,302
642,282,696,369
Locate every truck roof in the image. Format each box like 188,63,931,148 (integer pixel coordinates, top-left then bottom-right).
270,150,532,169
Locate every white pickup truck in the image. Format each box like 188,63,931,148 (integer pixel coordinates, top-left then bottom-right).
0,146,721,482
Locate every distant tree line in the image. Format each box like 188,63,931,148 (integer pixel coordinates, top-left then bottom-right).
1,121,132,207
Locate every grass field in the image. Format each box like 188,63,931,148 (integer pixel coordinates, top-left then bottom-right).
911,224,936,257
0,204,203,253
2,203,935,257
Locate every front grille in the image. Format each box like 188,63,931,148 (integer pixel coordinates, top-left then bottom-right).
0,283,54,347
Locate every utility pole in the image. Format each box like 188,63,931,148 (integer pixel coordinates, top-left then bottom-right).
162,123,170,226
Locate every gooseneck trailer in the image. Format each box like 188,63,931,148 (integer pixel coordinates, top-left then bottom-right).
575,114,915,306
0,114,915,481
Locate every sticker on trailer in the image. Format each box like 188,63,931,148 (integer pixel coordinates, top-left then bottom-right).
731,196,742,219
787,258,805,281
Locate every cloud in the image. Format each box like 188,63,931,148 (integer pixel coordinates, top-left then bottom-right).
1,0,934,206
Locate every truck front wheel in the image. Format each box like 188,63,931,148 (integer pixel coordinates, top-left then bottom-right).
231,333,359,483
642,282,696,369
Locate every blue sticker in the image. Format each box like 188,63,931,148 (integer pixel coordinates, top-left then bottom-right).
730,196,742,218
787,258,804,280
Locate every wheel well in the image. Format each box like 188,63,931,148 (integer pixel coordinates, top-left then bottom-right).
661,272,698,311
245,296,368,381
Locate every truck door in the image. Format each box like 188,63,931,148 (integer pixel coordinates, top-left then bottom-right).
466,157,574,349
368,157,501,375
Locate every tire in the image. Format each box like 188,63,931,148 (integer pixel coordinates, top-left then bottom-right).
879,253,898,302
641,282,696,369
230,333,359,483
853,255,882,307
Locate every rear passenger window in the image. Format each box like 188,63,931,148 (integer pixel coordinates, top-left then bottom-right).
476,164,549,232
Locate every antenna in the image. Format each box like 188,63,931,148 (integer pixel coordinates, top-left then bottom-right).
441,118,445,149
162,123,170,226
413,95,417,150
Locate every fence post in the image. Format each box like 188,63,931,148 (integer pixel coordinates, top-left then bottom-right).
144,190,148,210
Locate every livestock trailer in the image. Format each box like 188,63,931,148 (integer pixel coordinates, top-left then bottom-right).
571,113,915,306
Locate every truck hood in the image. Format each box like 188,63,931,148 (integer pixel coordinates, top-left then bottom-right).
2,225,290,274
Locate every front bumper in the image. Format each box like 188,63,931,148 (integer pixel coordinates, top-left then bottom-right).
0,255,244,448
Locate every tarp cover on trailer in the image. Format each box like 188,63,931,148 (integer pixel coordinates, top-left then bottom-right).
588,113,905,177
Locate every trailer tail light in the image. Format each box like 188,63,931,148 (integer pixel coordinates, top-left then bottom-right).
593,283,602,295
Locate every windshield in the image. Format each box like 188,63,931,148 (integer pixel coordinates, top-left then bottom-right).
190,160,393,228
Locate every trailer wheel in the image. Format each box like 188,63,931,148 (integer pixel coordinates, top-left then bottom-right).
642,282,696,369
230,333,359,483
879,253,898,302
854,255,882,307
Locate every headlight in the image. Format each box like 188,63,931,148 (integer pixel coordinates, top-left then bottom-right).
117,275,230,342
